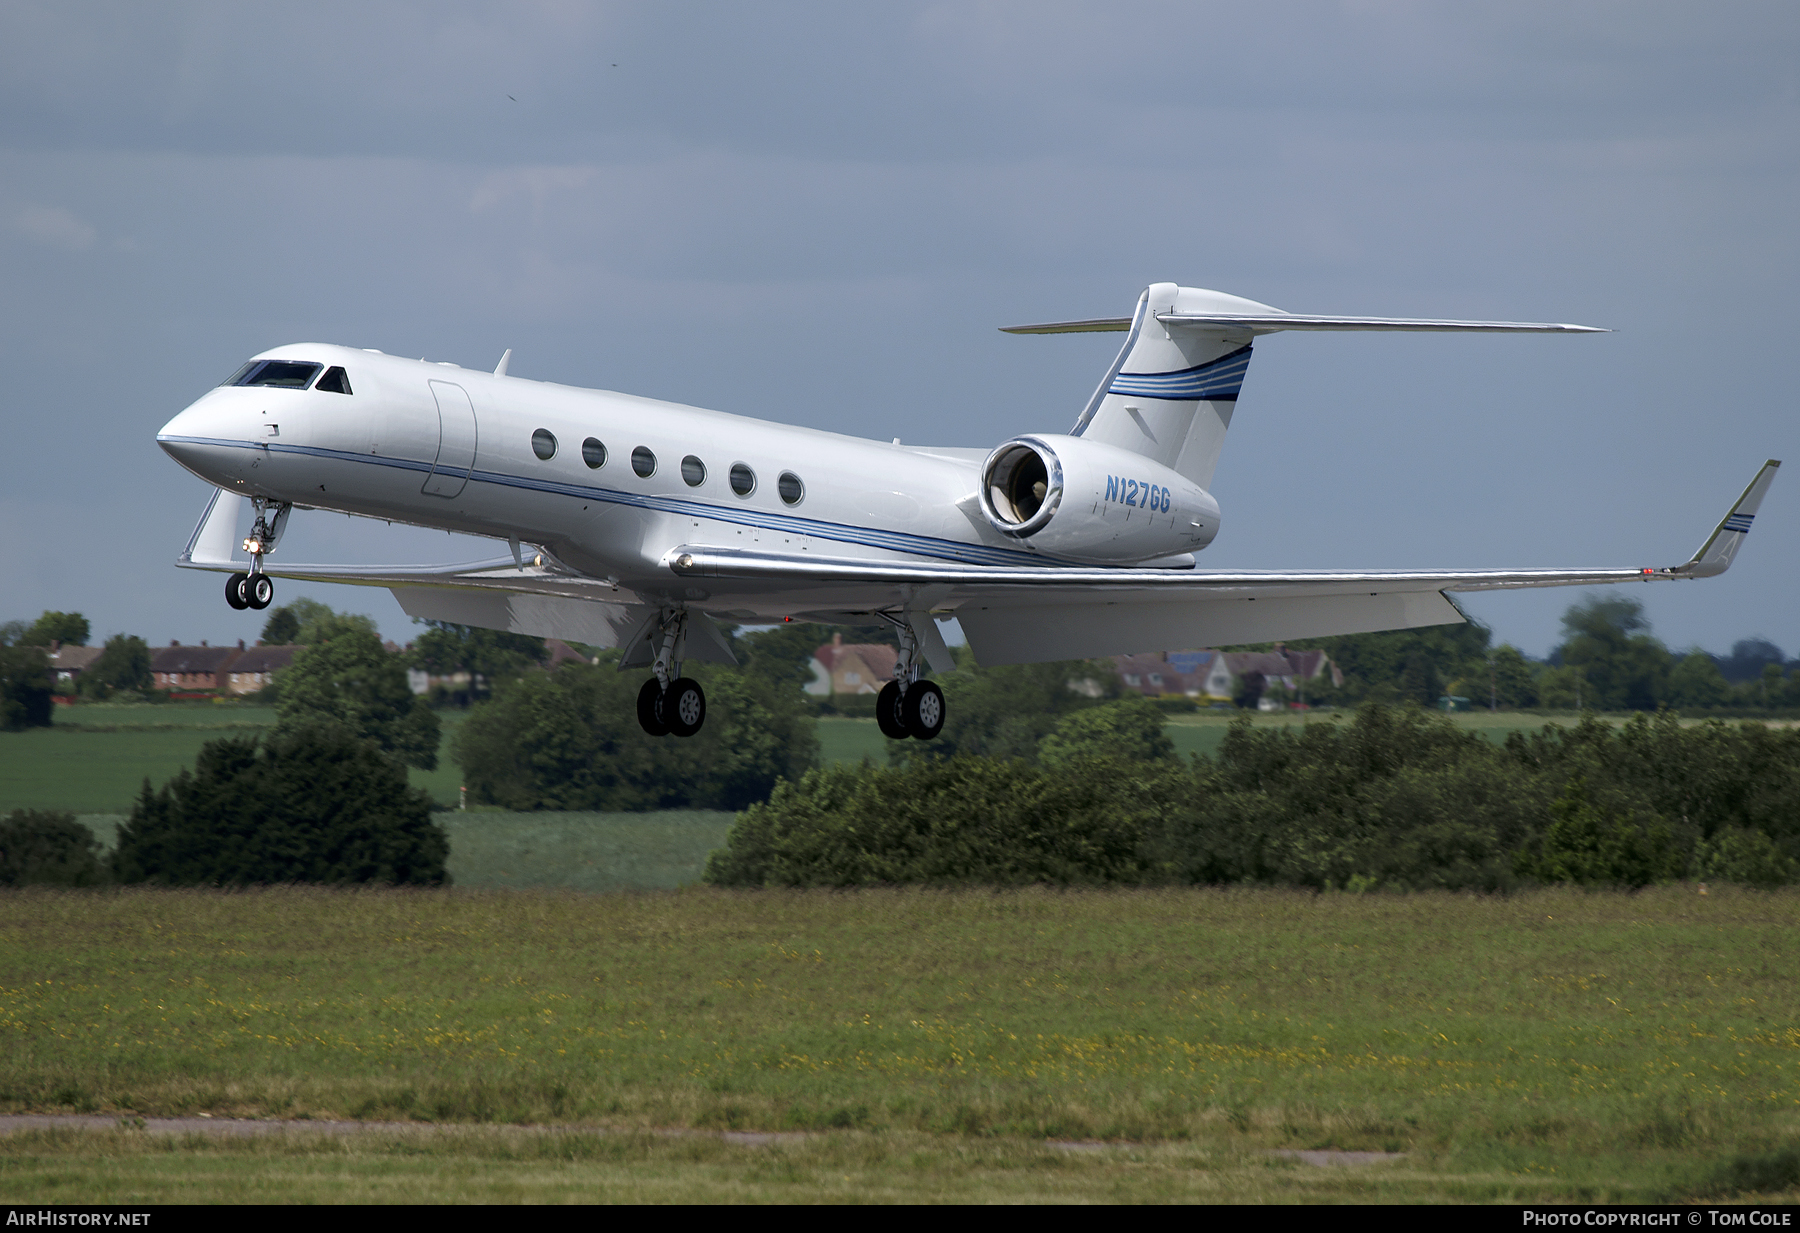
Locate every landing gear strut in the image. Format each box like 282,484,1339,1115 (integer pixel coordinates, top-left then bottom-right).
636,608,707,737
874,612,946,740
225,499,288,612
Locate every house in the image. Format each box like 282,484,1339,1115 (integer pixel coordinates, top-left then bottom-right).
224,644,299,694
1113,645,1341,706
806,634,899,696
151,641,242,692
36,641,104,690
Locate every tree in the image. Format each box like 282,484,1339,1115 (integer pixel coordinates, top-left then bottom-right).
453,658,817,811
0,810,105,886
259,606,302,645
897,651,1118,763
79,634,152,699
1478,644,1538,709
705,754,1182,888
409,621,546,702
0,645,52,730
1667,650,1730,710
275,627,440,769
112,724,448,886
272,598,379,644
1717,638,1786,684
1694,828,1797,889
22,611,89,647
1553,596,1672,711
1516,776,1680,888
1038,697,1175,767
1286,622,1492,705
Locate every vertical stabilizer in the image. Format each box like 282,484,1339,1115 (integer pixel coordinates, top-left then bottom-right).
1069,283,1272,489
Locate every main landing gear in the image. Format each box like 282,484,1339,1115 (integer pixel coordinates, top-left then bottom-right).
874,613,946,741
636,609,707,737
223,499,289,612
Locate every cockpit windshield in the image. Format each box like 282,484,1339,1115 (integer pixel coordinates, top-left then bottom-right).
223,360,323,389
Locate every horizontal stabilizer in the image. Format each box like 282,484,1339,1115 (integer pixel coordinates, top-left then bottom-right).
1002,313,1607,335
1001,317,1133,334
1155,312,1607,334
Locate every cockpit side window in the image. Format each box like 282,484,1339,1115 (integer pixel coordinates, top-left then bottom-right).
221,362,258,386
314,366,353,395
232,360,323,389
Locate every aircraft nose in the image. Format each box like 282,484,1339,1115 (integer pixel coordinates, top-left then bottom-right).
157,395,247,487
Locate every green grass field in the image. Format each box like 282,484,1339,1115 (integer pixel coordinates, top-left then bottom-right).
0,704,466,812
2,885,1798,1202
441,810,735,892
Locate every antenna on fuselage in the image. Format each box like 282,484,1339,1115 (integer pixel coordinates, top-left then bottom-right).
494,349,513,377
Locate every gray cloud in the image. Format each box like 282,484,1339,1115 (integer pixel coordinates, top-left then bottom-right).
13,203,96,249
1,1,1796,657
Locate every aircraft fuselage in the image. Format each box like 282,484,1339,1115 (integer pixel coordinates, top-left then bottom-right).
156,343,1218,617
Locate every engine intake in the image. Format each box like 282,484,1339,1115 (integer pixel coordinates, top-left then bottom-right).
978,434,1221,564
982,439,1061,536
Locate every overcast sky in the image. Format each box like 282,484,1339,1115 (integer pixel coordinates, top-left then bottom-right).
3,1,1796,658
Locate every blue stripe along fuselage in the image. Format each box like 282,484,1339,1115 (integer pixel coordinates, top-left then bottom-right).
157,434,1047,569
1108,343,1253,401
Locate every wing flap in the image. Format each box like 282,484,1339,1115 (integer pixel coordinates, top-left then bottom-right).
959,591,1466,665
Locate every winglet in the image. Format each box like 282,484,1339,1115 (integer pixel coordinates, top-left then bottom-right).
1673,460,1781,578
494,348,513,377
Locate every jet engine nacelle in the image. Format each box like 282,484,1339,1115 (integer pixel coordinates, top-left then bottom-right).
978,434,1221,564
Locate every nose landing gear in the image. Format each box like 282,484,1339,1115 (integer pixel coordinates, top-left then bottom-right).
635,608,707,737
225,571,274,610
223,499,288,612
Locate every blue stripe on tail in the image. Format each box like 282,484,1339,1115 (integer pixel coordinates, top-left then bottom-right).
1108,343,1253,401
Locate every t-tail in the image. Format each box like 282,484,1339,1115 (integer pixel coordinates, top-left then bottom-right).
1003,282,1608,491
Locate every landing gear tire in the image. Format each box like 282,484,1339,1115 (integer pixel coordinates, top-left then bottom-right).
225,572,251,610
902,679,945,741
666,678,706,737
247,574,274,610
876,680,909,740
636,679,670,736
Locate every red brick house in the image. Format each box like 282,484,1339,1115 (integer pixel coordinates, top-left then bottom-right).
223,644,300,694
151,641,242,692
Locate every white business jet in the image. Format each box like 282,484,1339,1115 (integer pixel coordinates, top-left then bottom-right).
156,282,1778,741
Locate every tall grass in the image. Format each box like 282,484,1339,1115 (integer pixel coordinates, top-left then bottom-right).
1,884,1796,1200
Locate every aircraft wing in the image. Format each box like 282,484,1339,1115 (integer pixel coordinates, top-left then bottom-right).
667,460,1780,664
